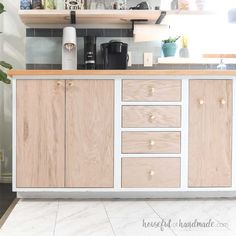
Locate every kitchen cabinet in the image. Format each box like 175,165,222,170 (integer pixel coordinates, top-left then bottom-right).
16,79,114,188
11,70,236,198
16,80,65,188
188,80,232,187
66,80,114,187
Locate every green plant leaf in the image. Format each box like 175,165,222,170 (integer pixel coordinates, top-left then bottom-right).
162,36,181,43
0,69,11,84
0,3,5,14
0,61,13,69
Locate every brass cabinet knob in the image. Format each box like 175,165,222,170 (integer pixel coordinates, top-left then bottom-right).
220,98,226,105
148,140,155,148
68,82,73,87
149,170,155,176
57,81,62,86
148,86,155,96
148,113,156,123
199,99,205,105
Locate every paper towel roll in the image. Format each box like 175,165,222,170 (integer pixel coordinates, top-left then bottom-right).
133,24,170,42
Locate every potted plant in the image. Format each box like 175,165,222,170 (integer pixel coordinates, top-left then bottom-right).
0,3,12,84
162,36,180,57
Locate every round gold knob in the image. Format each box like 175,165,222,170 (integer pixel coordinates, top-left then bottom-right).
148,86,155,96
148,113,156,123
199,99,205,105
57,81,62,86
148,140,155,148
149,170,155,176
68,82,73,87
220,98,226,105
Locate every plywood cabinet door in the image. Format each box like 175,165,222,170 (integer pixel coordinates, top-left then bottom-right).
66,80,114,187
16,80,65,188
189,80,232,187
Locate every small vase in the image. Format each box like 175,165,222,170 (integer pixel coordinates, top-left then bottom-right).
162,42,177,57
195,0,205,10
179,47,189,58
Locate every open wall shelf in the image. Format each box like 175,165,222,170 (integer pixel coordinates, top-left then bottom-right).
18,9,215,25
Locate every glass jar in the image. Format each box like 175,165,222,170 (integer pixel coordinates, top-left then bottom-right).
20,0,32,9
44,0,55,9
88,0,96,9
32,0,43,9
96,0,106,9
56,0,64,9
112,0,127,10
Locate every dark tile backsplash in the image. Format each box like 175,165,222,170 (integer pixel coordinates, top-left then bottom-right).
26,28,133,38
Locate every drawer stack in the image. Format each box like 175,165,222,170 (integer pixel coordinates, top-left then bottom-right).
121,80,182,188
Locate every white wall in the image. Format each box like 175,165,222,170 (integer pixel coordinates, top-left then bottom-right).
0,0,25,181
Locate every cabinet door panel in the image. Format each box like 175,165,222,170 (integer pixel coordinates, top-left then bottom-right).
16,80,65,188
189,80,232,187
66,80,114,187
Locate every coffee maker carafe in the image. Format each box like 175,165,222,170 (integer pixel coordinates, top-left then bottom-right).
101,41,128,69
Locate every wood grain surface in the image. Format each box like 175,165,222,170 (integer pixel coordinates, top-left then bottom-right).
122,158,180,188
16,80,65,188
122,106,181,128
122,80,181,102
188,80,232,187
65,80,114,187
122,132,181,154
9,70,236,77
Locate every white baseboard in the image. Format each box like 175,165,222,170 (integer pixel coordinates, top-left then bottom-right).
17,191,236,199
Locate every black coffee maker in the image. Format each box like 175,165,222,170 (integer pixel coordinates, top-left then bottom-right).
101,41,128,69
84,36,96,70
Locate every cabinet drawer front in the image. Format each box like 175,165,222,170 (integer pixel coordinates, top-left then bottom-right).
122,106,181,128
122,80,181,102
122,158,180,188
122,132,181,154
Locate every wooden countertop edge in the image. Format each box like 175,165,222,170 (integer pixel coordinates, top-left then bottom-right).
8,70,236,77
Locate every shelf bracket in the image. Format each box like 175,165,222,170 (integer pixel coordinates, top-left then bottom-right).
70,11,76,24
131,11,167,36
156,11,166,24
131,19,148,36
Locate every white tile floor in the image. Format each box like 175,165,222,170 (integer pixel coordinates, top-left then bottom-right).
1,199,236,236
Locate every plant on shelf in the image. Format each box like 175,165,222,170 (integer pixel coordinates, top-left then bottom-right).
162,36,180,57
0,3,12,84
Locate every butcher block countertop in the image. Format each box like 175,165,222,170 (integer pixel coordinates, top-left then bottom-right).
8,70,236,77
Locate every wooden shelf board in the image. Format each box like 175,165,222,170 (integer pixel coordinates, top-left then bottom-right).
18,10,215,25
8,69,236,77
158,57,236,64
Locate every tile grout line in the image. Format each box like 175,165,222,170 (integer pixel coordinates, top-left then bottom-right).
52,201,60,236
145,201,178,236
101,201,117,236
